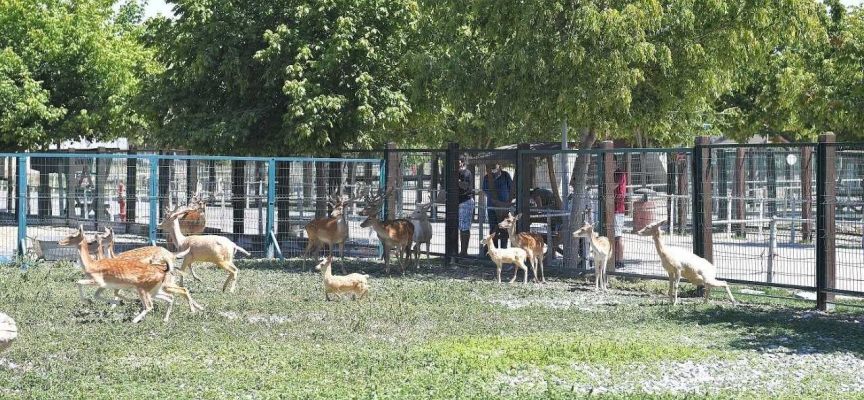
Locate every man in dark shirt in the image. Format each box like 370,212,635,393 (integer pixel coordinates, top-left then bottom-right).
458,156,474,256
482,163,513,248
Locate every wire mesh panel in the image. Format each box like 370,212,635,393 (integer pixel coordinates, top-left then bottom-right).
708,145,817,288
273,157,382,261
604,149,693,279
833,144,864,294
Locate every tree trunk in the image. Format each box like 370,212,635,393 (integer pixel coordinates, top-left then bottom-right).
563,127,597,269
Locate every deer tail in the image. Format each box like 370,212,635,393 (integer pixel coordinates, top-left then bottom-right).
235,245,251,256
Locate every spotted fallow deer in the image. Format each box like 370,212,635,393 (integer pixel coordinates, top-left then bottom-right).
59,226,203,323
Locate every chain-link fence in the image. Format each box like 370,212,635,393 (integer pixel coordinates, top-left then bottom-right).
3,135,862,308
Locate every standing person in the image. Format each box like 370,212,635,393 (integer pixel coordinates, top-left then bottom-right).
457,156,475,256
614,167,627,269
482,163,513,248
118,181,127,222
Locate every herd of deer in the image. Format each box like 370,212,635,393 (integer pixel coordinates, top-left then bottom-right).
57,186,737,323
58,197,248,323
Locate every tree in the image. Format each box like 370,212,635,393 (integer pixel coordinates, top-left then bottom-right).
0,0,159,151
416,0,820,267
141,0,420,156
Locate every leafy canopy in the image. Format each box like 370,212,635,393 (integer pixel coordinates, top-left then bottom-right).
142,0,419,155
0,0,159,151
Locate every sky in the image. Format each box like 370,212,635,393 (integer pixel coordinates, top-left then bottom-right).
143,0,864,20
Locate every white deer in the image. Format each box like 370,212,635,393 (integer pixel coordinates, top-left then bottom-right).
572,222,611,291
636,220,736,305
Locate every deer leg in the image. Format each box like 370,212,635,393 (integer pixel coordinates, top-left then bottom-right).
76,279,98,302
131,289,153,323
672,276,681,305
496,263,502,283
525,250,538,283
151,290,175,322
384,246,391,275
218,261,239,293
303,238,318,268
538,253,546,283
519,259,529,284
509,262,519,284
722,284,737,305
667,276,676,305
94,286,120,306
162,284,204,312
426,242,431,260
703,284,713,303
595,255,602,291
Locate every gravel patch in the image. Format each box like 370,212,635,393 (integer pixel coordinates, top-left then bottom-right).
493,349,864,396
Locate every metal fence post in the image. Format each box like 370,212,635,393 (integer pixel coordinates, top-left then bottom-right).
692,136,713,262
516,144,531,235
800,146,813,242
126,147,137,226
816,134,836,311
444,142,459,267
232,160,246,237
717,149,728,220
266,159,276,259
767,217,777,283
734,148,746,237
17,155,27,256
149,155,158,246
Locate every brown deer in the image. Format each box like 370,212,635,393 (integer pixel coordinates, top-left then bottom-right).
159,205,250,293
303,185,367,273
167,194,207,250
92,227,205,311
59,226,203,323
498,212,546,283
359,189,415,275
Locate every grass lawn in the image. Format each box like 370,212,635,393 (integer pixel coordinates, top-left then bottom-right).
1,257,863,399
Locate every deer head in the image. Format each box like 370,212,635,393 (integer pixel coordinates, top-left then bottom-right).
636,220,667,237
572,221,597,238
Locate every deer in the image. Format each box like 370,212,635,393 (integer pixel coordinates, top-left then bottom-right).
90,227,205,312
480,232,529,284
572,222,611,291
497,212,546,283
408,202,433,268
98,226,117,259
167,194,207,250
636,220,737,305
59,226,203,323
359,189,415,275
315,255,370,301
158,205,250,293
303,185,367,273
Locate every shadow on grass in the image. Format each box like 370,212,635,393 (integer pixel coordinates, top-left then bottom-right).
670,304,864,357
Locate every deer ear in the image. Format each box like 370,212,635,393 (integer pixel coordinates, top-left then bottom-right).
514,213,522,220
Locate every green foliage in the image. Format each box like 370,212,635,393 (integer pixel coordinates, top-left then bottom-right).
413,0,821,147
0,0,159,151
142,0,419,155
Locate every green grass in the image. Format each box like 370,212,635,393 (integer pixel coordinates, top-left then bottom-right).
1,259,863,399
